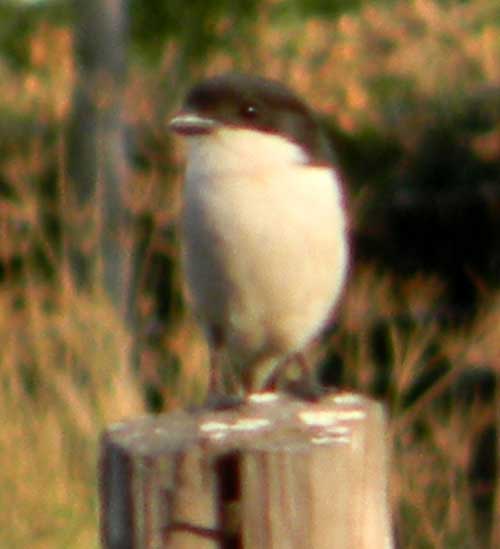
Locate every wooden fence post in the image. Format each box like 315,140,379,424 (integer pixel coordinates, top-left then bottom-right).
100,392,393,548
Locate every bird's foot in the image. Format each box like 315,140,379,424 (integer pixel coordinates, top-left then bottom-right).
203,391,244,411
283,378,333,402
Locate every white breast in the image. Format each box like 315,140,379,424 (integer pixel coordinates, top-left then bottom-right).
181,127,348,370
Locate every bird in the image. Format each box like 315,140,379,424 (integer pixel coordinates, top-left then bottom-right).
169,73,348,400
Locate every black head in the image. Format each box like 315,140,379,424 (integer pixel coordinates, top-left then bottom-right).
171,73,333,165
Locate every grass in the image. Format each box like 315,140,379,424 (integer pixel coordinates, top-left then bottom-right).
0,279,143,548
1,1,499,547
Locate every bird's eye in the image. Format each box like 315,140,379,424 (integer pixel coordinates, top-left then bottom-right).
240,104,258,120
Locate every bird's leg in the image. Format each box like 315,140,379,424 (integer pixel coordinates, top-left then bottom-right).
204,325,243,409
208,346,224,395
204,348,242,409
206,323,225,394
261,356,293,392
294,353,325,400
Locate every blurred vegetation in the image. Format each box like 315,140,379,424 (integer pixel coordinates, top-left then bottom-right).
0,0,499,547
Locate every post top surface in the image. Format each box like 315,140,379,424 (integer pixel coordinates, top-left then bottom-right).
102,392,384,456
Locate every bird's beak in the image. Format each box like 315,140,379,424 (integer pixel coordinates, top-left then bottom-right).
169,111,218,136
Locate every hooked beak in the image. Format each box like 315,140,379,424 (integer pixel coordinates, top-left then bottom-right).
169,111,218,136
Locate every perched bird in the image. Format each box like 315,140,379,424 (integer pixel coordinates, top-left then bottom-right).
169,73,348,399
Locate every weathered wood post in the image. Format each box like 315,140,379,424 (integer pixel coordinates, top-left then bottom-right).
100,392,393,548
